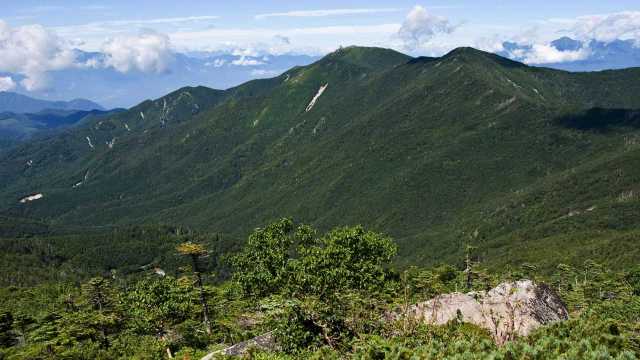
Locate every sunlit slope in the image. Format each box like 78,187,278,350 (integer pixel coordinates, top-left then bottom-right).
1,46,640,268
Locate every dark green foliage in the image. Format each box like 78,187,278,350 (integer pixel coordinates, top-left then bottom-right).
0,311,17,348
557,108,640,132
0,109,122,145
0,225,231,287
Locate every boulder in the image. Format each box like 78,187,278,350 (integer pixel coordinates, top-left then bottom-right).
201,332,276,359
400,280,568,344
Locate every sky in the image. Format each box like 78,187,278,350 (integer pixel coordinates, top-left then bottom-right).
3,1,639,52
1,1,639,103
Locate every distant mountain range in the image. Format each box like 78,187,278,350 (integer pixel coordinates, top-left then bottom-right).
1,46,639,270
0,91,104,114
0,92,117,149
499,37,640,72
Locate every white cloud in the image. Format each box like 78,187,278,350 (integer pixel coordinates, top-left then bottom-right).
205,58,226,67
51,16,220,51
0,20,76,90
255,8,400,20
106,15,221,26
0,76,16,91
250,69,281,77
570,11,640,44
397,6,456,50
170,24,400,55
101,32,174,73
522,44,590,64
474,36,506,53
231,56,264,66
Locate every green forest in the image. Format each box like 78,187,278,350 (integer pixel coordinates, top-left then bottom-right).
1,46,640,359
1,219,639,359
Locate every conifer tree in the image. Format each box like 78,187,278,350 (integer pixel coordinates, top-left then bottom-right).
176,241,212,335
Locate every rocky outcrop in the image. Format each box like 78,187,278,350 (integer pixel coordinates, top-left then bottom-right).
202,280,567,358
201,332,276,359
399,280,568,344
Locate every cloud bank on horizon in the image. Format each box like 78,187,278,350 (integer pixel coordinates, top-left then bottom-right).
1,2,639,107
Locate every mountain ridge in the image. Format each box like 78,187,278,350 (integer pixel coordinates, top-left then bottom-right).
0,91,104,114
0,108,124,149
1,46,639,270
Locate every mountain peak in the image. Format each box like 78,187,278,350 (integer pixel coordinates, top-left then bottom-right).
323,46,412,71
443,47,492,59
551,37,583,51
443,46,527,68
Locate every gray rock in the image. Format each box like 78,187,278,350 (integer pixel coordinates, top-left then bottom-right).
398,280,568,344
201,332,276,359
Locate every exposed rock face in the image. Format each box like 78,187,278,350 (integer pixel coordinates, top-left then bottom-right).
201,332,276,359
401,280,568,344
201,280,566,358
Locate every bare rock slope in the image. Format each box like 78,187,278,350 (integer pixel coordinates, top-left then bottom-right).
403,280,568,344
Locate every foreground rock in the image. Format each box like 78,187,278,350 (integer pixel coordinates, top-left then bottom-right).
201,280,567,358
201,332,276,359
400,280,568,344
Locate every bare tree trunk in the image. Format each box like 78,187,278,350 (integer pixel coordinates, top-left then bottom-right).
191,255,212,335
465,252,472,290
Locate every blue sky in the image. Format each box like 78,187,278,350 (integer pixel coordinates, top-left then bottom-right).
4,1,639,27
1,1,639,103
3,1,640,54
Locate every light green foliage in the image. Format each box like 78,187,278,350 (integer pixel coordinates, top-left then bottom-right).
233,219,397,298
121,276,194,336
233,220,397,352
232,218,296,298
626,266,640,296
1,220,639,359
290,225,397,296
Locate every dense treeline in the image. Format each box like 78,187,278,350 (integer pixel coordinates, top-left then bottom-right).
0,219,639,359
0,226,237,287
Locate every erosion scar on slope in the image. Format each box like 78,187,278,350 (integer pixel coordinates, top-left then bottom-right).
305,83,328,112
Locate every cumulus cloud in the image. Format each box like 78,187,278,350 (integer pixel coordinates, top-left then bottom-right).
101,31,174,73
0,76,16,91
522,44,590,64
0,20,76,90
571,11,640,44
204,58,226,67
231,56,264,66
398,5,456,50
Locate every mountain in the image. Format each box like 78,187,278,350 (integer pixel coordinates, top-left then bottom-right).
0,109,124,152
500,37,640,72
0,91,104,114
1,46,640,270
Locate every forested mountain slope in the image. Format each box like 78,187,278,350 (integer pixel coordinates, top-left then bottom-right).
1,46,640,268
